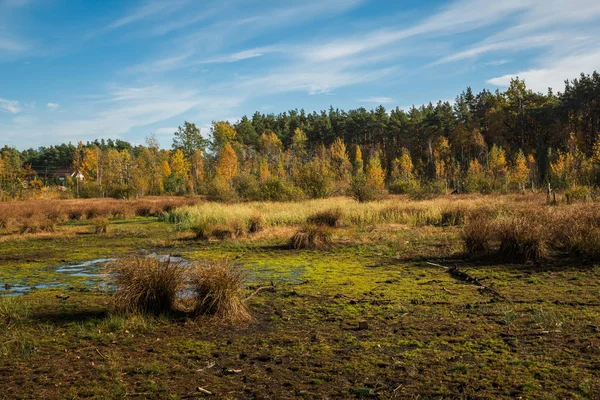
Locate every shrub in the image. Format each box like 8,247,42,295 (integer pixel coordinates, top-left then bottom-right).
259,177,305,202
409,180,446,200
565,186,592,204
290,224,333,250
108,257,186,315
208,179,238,202
496,217,548,263
462,216,493,256
389,179,420,195
94,218,109,234
189,261,250,323
308,208,344,227
233,172,261,201
350,173,378,203
248,215,265,234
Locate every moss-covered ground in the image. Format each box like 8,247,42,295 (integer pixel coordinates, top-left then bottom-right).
1,215,599,399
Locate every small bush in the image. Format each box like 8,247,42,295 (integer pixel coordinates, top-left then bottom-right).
208,179,238,202
409,180,446,200
388,179,420,195
94,218,109,234
307,208,343,227
496,217,548,263
350,173,378,203
248,215,265,234
189,261,250,323
108,257,186,315
233,172,261,201
290,224,333,250
259,177,305,202
565,186,592,204
462,216,493,256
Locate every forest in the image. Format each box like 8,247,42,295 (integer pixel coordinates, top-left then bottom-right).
1,72,599,201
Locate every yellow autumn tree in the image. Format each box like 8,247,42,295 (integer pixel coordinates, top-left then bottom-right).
352,145,364,174
488,145,508,191
259,158,271,183
329,138,352,191
510,150,530,191
391,148,414,182
215,142,238,181
190,149,205,194
366,154,385,191
464,159,486,193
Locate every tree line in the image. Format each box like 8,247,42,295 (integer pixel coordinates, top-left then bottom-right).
1,72,599,201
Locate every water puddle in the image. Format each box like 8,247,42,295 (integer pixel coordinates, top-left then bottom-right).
54,258,116,277
1,255,307,296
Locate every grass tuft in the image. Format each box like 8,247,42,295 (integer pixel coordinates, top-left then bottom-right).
94,218,109,234
189,261,250,323
307,208,344,227
290,224,333,250
462,216,493,256
107,256,186,315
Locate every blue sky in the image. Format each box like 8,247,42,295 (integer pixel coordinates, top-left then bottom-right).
1,0,600,149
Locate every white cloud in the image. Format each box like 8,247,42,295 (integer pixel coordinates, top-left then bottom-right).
0,98,21,113
153,127,177,136
47,102,59,110
487,48,600,93
359,97,395,105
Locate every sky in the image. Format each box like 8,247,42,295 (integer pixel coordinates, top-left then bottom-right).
1,0,600,150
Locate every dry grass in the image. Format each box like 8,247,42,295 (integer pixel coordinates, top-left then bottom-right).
248,215,265,234
94,218,109,234
307,208,344,227
188,261,250,323
0,196,201,235
462,216,493,256
107,256,187,315
290,224,333,250
496,216,549,263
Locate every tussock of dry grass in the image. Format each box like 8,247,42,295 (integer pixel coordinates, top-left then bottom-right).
189,261,250,323
307,208,344,227
107,256,187,315
290,224,333,250
496,216,548,263
462,217,493,256
248,215,264,233
94,218,109,234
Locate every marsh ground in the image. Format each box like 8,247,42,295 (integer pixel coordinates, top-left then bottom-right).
1,196,599,399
